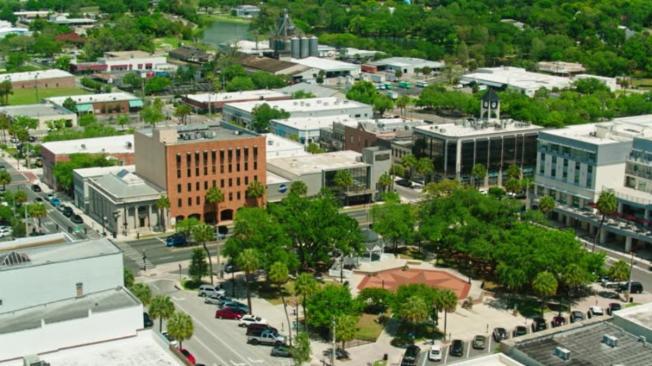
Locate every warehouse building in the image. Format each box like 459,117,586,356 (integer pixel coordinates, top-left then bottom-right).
182,90,290,113
0,69,75,90
46,92,143,115
0,103,77,135
370,57,444,75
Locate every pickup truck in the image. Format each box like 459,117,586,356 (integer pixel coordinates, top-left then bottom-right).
247,330,286,346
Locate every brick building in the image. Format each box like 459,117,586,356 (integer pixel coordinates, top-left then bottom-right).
134,123,266,224
41,135,136,189
181,90,290,113
46,92,143,115
1,69,75,90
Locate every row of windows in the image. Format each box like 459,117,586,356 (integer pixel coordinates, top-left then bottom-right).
176,176,256,193
175,148,259,178
175,148,258,168
177,190,247,208
540,154,593,187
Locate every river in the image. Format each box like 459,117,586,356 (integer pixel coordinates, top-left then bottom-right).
202,18,253,46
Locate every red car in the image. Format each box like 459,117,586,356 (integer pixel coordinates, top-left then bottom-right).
215,307,246,320
180,349,196,365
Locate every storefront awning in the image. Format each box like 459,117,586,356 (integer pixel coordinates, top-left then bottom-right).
128,99,144,108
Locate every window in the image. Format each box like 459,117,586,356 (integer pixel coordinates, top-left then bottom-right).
76,282,83,297
178,199,182,207
221,179,225,188
212,180,216,187
245,176,249,185
177,170,181,178
237,177,241,186
237,192,241,200
539,153,545,174
196,196,200,205
176,154,181,167
187,183,192,192
177,184,181,193
204,181,208,189
229,192,233,201
188,198,192,206
228,164,232,173
204,166,208,175
196,167,200,176
229,178,233,187
195,182,200,190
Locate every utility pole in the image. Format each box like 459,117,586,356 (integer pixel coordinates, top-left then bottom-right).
331,319,336,366
627,250,635,302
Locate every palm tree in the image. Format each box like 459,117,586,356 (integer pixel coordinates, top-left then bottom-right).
0,170,11,190
174,104,192,124
396,95,411,117
0,113,10,143
416,157,433,183
14,190,27,206
399,295,429,334
205,187,224,223
504,178,521,197
608,260,630,282
27,202,47,229
245,180,266,206
269,261,292,345
593,190,617,251
130,283,152,306
471,163,487,188
532,271,558,315
192,223,215,285
538,195,556,217
149,295,176,331
333,170,353,192
237,248,260,314
377,172,392,193
156,195,170,231
436,290,457,338
289,181,307,196
167,311,194,348
295,273,318,330
401,154,417,180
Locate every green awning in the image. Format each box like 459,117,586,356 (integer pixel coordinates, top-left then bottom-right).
76,103,92,112
128,99,144,108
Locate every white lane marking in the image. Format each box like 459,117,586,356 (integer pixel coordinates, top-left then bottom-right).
173,300,253,366
192,332,230,366
420,350,428,366
157,237,166,244
230,361,246,366
248,358,264,364
465,340,471,359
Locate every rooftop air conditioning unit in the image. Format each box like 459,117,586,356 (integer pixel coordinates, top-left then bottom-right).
80,144,86,149
126,142,133,149
23,355,50,366
603,334,618,347
553,346,571,361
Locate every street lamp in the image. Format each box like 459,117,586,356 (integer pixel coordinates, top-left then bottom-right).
102,215,107,236
112,210,120,238
34,72,40,101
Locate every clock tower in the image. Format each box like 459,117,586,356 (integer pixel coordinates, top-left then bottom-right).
480,89,500,122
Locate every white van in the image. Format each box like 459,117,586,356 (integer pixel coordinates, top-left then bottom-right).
198,284,225,298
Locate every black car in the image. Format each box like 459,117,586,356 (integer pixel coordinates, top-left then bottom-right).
400,345,420,366
62,206,73,217
551,316,566,328
450,339,464,357
271,345,292,357
143,312,153,328
492,327,508,342
618,281,644,294
570,310,585,323
532,317,547,332
513,326,528,337
224,262,240,273
607,303,622,315
395,178,413,188
31,184,41,192
323,347,350,360
71,214,83,224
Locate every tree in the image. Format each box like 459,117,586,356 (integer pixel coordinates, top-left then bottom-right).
593,191,617,251
471,163,487,188
401,154,417,180
295,273,319,330
149,295,175,331
0,170,11,190
377,172,393,193
506,164,521,180
289,181,307,196
226,76,255,92
608,260,630,282
395,69,403,79
333,169,353,194
396,95,411,116
291,332,311,366
504,178,521,196
27,202,47,229
167,311,194,348
306,142,324,154
346,81,377,105
205,186,224,222
174,104,192,124
357,287,394,313
371,200,415,253
237,248,261,314
436,289,457,336
188,248,208,284
399,295,429,332
416,157,433,183
124,268,135,288
292,90,315,99
532,271,558,315
0,80,12,105
156,195,170,231
538,195,556,217
245,180,266,205
305,283,356,330
373,94,394,115
269,261,293,345
145,76,171,95
335,314,358,349
14,190,27,206
192,223,215,285
62,97,77,113
130,283,152,306
116,115,130,129
250,103,290,133
176,217,200,237
140,98,165,127
0,113,9,143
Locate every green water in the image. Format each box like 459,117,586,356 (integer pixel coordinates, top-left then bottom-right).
202,19,253,46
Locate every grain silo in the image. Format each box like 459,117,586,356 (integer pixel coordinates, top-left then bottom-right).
300,37,310,58
291,37,301,59
309,36,318,57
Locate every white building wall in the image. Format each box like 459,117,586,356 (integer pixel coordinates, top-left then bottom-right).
0,253,123,312
104,56,168,72
0,303,142,361
594,163,627,196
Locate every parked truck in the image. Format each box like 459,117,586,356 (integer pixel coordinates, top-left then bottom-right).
247,330,286,346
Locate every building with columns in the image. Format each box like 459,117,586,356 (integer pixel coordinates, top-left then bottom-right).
534,115,652,253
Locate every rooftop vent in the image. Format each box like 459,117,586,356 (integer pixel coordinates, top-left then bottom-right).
80,144,86,149
640,336,647,346
126,141,133,149
0,251,31,267
603,334,618,348
553,346,571,361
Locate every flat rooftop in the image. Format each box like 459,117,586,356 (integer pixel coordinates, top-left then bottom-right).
91,170,161,200
140,122,258,144
415,119,542,139
446,354,523,366
290,57,360,72
74,164,135,179
0,103,76,118
0,69,73,83
47,92,140,105
541,115,652,145
461,66,571,91
279,82,341,98
0,238,120,272
185,89,287,103
273,115,359,131
226,97,370,114
267,150,366,176
0,330,184,366
263,133,308,158
0,287,137,334
266,170,290,185
513,321,652,366
372,57,444,68
0,233,73,252
41,134,134,155
104,50,164,60
613,301,652,330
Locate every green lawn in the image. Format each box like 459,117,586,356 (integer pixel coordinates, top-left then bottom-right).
8,87,89,105
200,14,252,24
155,37,181,50
355,314,384,342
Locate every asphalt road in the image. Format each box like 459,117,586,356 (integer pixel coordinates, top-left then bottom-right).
121,237,224,272
414,336,499,366
149,278,292,366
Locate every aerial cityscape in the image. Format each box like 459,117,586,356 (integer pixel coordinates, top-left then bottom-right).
1,1,652,365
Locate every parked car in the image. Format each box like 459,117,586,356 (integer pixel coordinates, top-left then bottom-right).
400,345,421,366
323,347,350,360
143,312,153,328
513,326,528,337
215,307,245,320
162,331,178,347
204,295,227,305
180,349,196,365
50,197,61,207
246,324,278,336
31,184,41,192
395,178,413,188
588,306,604,318
71,215,83,224
551,315,566,328
492,327,508,342
618,281,644,294
271,344,292,357
198,284,225,298
224,262,240,273
532,317,547,332
166,233,187,247
248,330,286,346
450,339,464,357
0,226,12,238
570,310,585,323
221,300,248,313
62,206,73,217
472,335,486,350
607,303,622,315
239,315,267,328
428,343,442,362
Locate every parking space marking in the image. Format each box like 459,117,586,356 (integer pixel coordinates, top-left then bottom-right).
192,333,230,366
465,340,471,358
248,358,264,363
229,361,246,366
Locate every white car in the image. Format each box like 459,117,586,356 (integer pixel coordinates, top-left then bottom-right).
589,306,604,317
0,226,12,237
428,343,442,362
198,284,225,298
239,314,267,328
